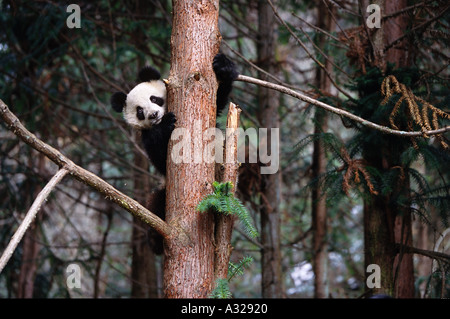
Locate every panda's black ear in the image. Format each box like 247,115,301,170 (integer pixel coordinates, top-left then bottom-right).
138,66,161,83
111,92,127,113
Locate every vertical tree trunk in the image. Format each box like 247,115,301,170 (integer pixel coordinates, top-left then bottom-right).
17,222,39,298
257,0,283,298
384,0,414,298
131,143,158,298
129,0,161,298
311,111,328,298
363,0,414,298
311,1,334,299
164,0,221,298
17,153,45,298
363,194,396,295
414,207,432,298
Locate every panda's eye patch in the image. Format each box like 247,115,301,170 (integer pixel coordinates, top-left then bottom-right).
150,95,164,107
136,106,145,120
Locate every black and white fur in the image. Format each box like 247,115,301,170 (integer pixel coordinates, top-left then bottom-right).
111,54,238,253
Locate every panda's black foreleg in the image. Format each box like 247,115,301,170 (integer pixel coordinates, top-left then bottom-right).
141,112,176,176
213,53,239,115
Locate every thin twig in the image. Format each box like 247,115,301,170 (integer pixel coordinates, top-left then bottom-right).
237,74,450,137
0,168,69,273
291,11,343,44
289,12,351,79
267,0,354,100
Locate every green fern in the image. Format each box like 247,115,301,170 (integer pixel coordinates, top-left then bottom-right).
199,182,257,299
197,181,259,238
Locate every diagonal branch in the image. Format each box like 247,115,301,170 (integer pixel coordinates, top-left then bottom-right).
237,74,450,137
0,99,174,240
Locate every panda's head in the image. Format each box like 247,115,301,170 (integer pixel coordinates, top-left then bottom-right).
111,66,166,129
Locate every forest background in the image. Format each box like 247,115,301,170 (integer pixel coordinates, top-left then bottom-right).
0,0,449,298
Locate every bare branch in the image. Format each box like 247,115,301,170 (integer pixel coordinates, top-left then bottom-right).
237,74,450,137
0,99,174,240
394,243,450,264
0,168,69,273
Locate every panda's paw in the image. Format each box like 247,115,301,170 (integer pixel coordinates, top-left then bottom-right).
213,53,239,83
160,112,177,131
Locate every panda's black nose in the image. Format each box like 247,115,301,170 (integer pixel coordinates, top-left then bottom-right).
149,111,159,120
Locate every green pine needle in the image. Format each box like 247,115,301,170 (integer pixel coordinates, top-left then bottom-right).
197,182,259,238
228,256,254,281
210,278,232,299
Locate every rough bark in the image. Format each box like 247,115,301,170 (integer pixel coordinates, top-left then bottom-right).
163,0,221,298
257,0,283,298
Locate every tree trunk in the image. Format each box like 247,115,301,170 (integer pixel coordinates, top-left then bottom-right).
129,1,163,296
17,222,39,298
384,0,414,298
257,0,283,298
311,110,328,298
163,0,221,298
311,1,334,299
17,153,45,298
363,193,396,295
130,141,159,298
363,0,414,298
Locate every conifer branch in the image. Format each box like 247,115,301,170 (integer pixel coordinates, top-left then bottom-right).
381,75,449,149
198,181,259,239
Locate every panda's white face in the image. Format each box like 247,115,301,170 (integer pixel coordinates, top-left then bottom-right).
123,80,167,129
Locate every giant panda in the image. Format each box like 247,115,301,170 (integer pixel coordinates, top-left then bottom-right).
110,53,238,253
